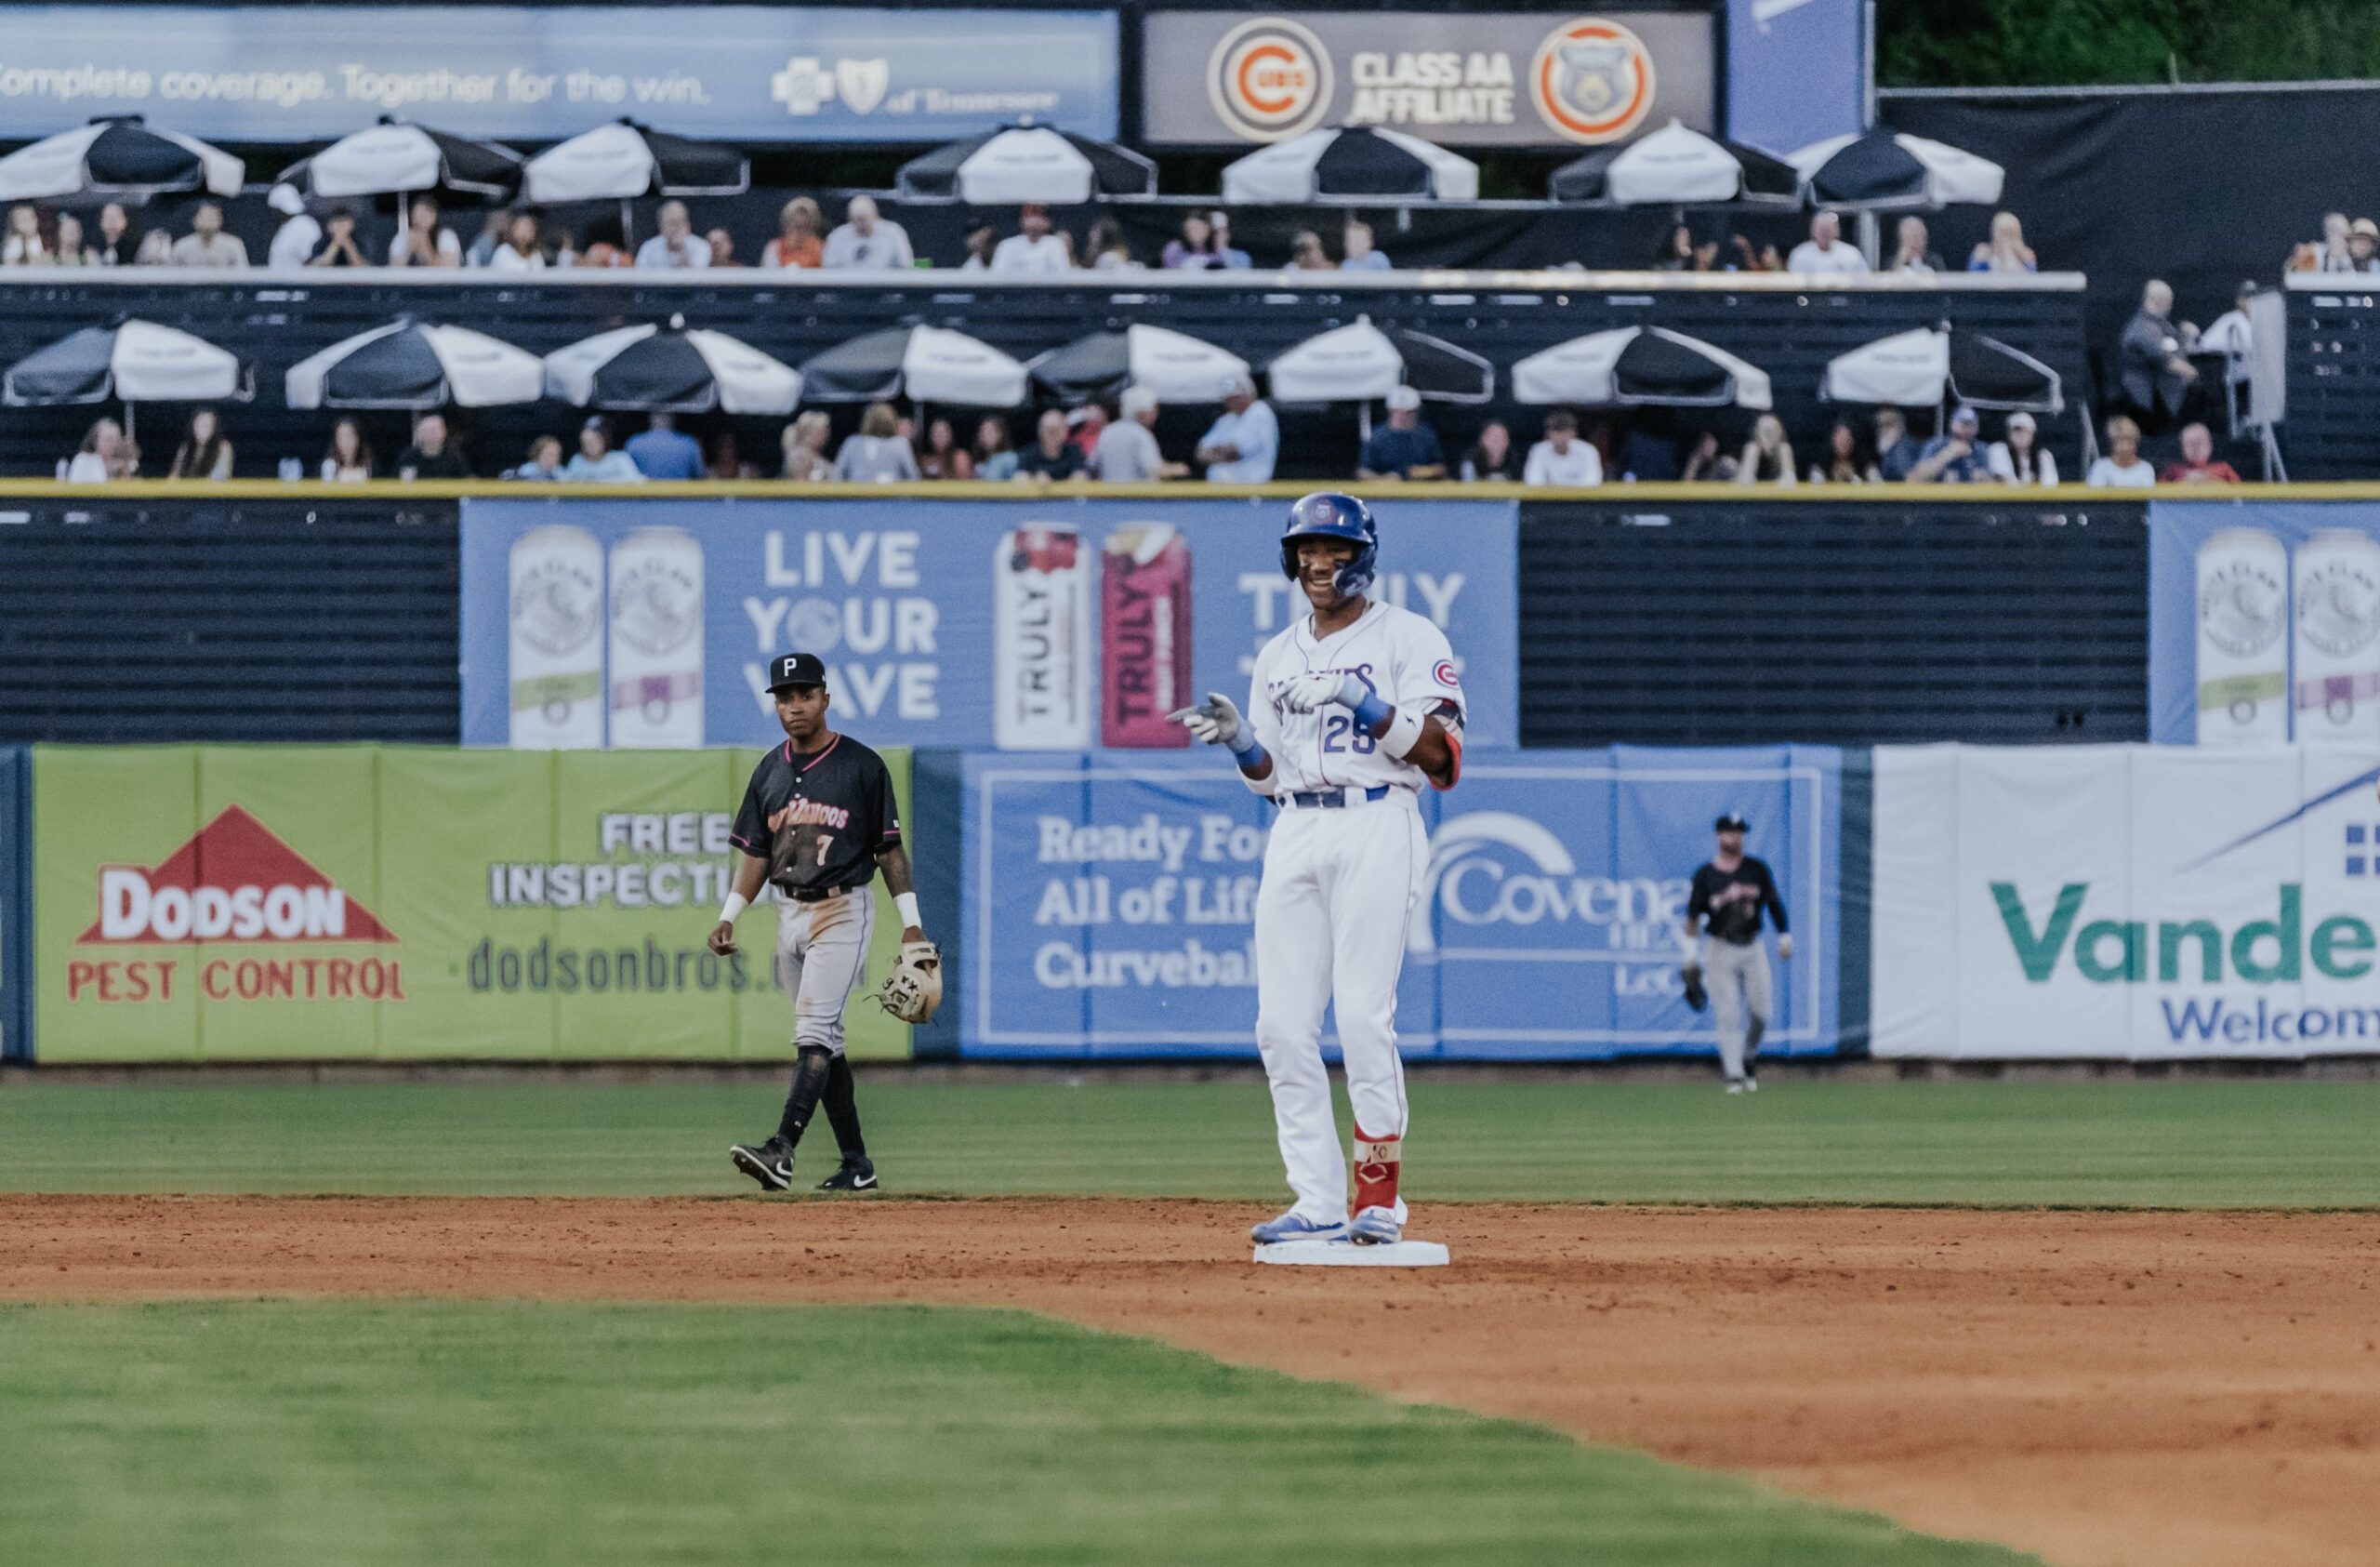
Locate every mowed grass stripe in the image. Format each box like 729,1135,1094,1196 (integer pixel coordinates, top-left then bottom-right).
0,1299,2039,1567
0,1078,2373,1207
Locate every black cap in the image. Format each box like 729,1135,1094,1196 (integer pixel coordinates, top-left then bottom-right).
766,652,827,693
1714,812,1749,833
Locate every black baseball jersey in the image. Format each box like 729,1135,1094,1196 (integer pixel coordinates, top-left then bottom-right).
1687,857,1787,946
729,733,903,896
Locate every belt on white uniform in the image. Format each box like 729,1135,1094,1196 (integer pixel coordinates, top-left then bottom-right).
1280,784,1394,810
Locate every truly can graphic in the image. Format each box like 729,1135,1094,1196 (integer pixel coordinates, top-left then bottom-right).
606,526,706,750
993,525,1092,749
508,525,604,750
1101,524,1193,749
2291,528,2380,743
2195,527,2290,746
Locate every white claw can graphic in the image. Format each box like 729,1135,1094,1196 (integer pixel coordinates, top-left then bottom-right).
2291,528,2380,745
508,524,605,750
993,525,1093,750
607,526,706,750
2194,527,2289,747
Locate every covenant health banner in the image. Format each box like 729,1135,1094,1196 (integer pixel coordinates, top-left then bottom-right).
959,746,1840,1059
28,745,911,1062
0,7,1118,141
1871,743,2380,1058
460,497,1517,754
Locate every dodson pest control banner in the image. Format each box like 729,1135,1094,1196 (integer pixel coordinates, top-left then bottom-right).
959,746,1840,1058
460,497,1517,754
1871,744,2380,1058
28,745,910,1062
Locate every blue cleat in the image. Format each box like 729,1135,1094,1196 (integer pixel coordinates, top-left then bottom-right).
1348,1206,1402,1246
1250,1210,1351,1245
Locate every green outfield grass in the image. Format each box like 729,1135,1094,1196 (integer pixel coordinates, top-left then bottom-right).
1,1076,2373,1206
0,1299,2033,1567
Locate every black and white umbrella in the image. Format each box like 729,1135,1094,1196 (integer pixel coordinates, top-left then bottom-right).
0,116,243,204
1512,327,1771,409
1027,325,1250,405
286,319,544,410
1264,317,1493,404
1221,126,1478,203
1820,326,2062,413
1549,119,1798,206
897,124,1156,205
521,119,747,203
272,118,522,204
4,318,247,406
1789,128,2003,210
545,316,800,414
800,325,1028,407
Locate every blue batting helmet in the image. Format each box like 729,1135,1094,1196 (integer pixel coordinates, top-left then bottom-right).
1280,491,1378,600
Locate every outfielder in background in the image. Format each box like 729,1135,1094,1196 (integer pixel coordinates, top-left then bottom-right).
713,653,941,1193
1173,494,1464,1247
1680,812,1792,1094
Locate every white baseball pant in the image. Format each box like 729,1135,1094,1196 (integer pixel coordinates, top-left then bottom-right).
774,887,877,1056
1705,938,1772,1082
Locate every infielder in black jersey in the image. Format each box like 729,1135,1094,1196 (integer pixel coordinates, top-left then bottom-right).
1681,812,1793,1094
714,653,925,1192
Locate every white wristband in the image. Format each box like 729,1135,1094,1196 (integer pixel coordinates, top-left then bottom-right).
718,892,748,923
893,891,921,928
1378,707,1425,760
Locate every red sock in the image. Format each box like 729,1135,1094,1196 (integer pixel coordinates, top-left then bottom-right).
1352,1127,1400,1215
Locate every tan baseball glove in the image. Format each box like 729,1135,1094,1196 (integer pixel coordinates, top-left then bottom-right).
876,939,943,1024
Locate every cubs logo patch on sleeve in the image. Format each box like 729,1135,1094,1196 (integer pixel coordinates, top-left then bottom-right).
1434,659,1461,689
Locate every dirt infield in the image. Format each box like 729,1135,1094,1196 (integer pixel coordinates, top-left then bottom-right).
5,1195,2373,1567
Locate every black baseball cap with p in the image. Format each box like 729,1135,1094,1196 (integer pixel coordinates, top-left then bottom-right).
1714,811,1749,833
766,652,827,693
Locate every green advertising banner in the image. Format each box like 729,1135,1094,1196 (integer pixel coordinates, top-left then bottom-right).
31,745,912,1062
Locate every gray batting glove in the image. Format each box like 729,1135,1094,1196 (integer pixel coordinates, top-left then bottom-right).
1169,692,1244,748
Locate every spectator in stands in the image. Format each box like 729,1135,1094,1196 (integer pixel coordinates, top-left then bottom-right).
1355,387,1446,479
1889,216,1944,275
1091,388,1185,482
914,418,972,480
320,418,374,482
488,210,547,272
1910,405,1989,483
1341,220,1392,272
4,205,47,265
2160,422,2241,484
959,224,998,271
108,437,142,480
2348,219,2380,273
823,196,914,271
166,408,234,480
1735,414,1799,485
1727,233,1784,272
395,414,469,481
1987,411,2057,485
508,435,566,481
626,411,704,481
1523,410,1602,486
1786,210,1866,274
1015,408,1086,481
779,412,832,481
833,402,920,483
64,418,122,483
1808,420,1871,484
1163,212,1223,270
1211,213,1252,268
167,202,246,268
763,198,825,268
1288,230,1331,271
134,229,172,265
972,416,1019,481
564,417,642,482
1968,211,2038,273
707,432,758,479
1067,404,1107,460
1679,431,1734,482
1873,407,1920,481
2294,212,2353,272
92,203,136,267
463,210,505,267
391,198,462,267
549,227,579,268
1653,224,1718,272
993,204,1072,273
266,187,320,272
52,213,90,268
637,201,711,269
1087,218,1137,271
1459,420,1515,482
1196,374,1277,483
2120,279,2200,425
2085,415,2156,488
705,228,741,268
308,208,369,269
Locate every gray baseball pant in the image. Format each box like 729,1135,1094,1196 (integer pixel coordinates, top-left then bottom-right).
774,888,877,1056
1705,939,1772,1082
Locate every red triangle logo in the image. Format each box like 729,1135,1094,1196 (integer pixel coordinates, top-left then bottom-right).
77,804,399,945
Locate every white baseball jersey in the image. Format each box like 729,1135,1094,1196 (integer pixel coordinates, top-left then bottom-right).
1245,600,1464,795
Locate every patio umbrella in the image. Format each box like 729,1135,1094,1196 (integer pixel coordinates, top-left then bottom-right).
544,316,800,414
1511,326,1771,409
286,319,544,409
4,318,247,405
1549,119,1799,206
521,119,747,203
799,325,1028,406
1790,128,2003,210
0,115,243,204
1027,325,1250,405
272,118,522,204
1221,126,1477,203
896,125,1156,205
1264,317,1493,404
1820,326,2062,413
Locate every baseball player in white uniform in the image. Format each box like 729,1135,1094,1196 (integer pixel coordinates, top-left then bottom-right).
1172,493,1464,1246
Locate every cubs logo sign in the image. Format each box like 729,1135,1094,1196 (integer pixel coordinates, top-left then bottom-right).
1529,18,1655,144
1207,17,1332,141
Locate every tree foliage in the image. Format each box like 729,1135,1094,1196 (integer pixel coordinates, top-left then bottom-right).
1880,0,2380,86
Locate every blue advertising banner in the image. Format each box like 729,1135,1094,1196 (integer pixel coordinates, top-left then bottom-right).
960,745,1841,1059
2149,500,2380,748
460,496,1518,754
1725,0,1865,154
0,7,1119,142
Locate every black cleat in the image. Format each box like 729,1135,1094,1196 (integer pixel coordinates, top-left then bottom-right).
730,1138,792,1192
816,1158,878,1192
